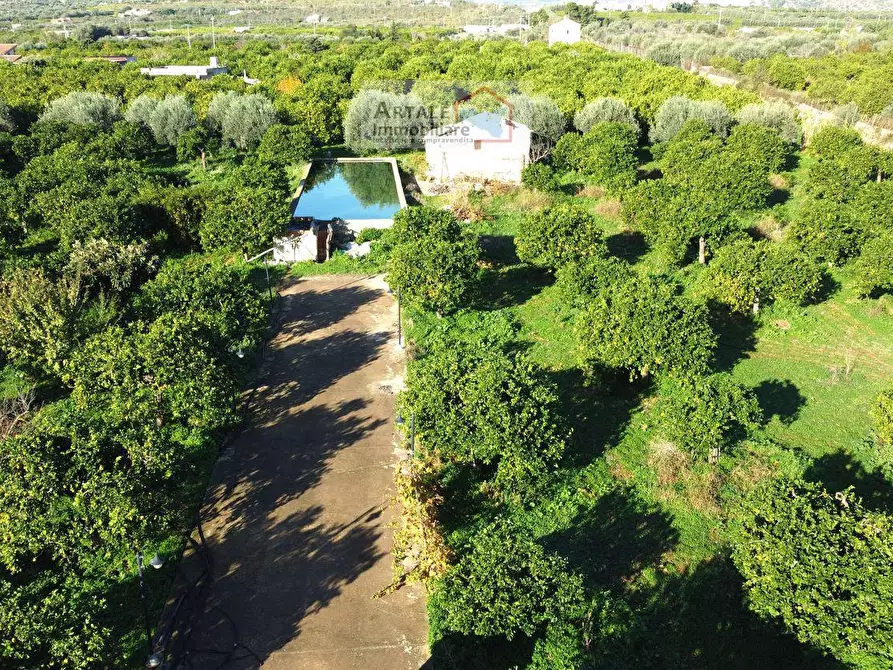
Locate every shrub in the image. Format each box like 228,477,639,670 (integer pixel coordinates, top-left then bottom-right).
762,243,826,305
40,92,121,130
649,96,732,143
731,478,893,668
0,99,16,134
430,518,586,640
516,203,607,271
256,123,312,166
577,272,716,379
510,94,567,159
386,207,479,315
579,122,639,192
400,341,569,494
556,256,634,311
735,102,801,145
355,227,386,244
551,132,586,173
199,161,291,255
873,387,893,445
853,231,893,297
521,162,560,192
657,373,762,459
138,255,268,352
702,239,767,314
788,199,861,265
574,97,640,135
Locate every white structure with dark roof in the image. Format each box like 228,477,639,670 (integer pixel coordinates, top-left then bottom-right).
548,17,581,46
140,57,228,80
424,112,531,183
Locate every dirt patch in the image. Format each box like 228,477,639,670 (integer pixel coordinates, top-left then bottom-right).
774,319,791,330
594,197,622,219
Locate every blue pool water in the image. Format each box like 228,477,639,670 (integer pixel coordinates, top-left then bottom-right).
292,161,402,220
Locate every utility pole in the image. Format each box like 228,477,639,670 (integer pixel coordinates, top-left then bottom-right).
211,15,216,49
186,24,192,47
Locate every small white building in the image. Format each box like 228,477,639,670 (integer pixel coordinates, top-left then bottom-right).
425,112,531,184
548,17,581,46
463,24,498,36
140,57,228,80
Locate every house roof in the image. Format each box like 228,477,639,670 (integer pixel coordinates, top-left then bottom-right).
551,17,581,27
0,55,21,64
0,44,17,55
426,111,528,141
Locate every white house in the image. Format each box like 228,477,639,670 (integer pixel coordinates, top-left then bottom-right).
424,112,531,184
463,24,498,36
548,17,581,46
140,57,228,80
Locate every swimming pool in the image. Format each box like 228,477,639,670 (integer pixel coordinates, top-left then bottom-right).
292,159,405,226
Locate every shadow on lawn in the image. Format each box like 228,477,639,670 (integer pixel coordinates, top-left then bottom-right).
606,230,649,264
754,379,806,425
547,368,650,467
544,486,678,589
617,557,845,669
474,264,552,311
805,451,893,512
708,302,759,372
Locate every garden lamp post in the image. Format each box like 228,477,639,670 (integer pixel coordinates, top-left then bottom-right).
136,551,166,668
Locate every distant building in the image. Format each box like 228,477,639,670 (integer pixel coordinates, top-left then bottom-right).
425,112,532,184
86,55,136,65
548,17,581,47
233,26,252,34
497,23,530,35
463,24,498,36
140,57,228,80
0,44,20,64
118,8,152,18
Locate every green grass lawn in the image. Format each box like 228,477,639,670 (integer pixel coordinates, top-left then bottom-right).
414,182,891,666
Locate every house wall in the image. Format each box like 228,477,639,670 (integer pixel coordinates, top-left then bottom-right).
425,132,531,183
548,22,581,46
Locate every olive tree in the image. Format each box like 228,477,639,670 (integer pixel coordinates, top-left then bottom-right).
735,101,801,145
510,94,566,161
574,97,640,135
649,96,732,143
207,92,277,150
343,89,427,154
40,92,121,130
124,95,159,128
146,95,196,147
731,478,893,668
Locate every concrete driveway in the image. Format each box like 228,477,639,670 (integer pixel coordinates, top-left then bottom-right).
187,274,428,669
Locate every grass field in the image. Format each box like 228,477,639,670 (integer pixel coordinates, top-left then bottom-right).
407,173,891,666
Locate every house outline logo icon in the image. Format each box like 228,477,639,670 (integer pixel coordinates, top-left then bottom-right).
452,86,514,144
